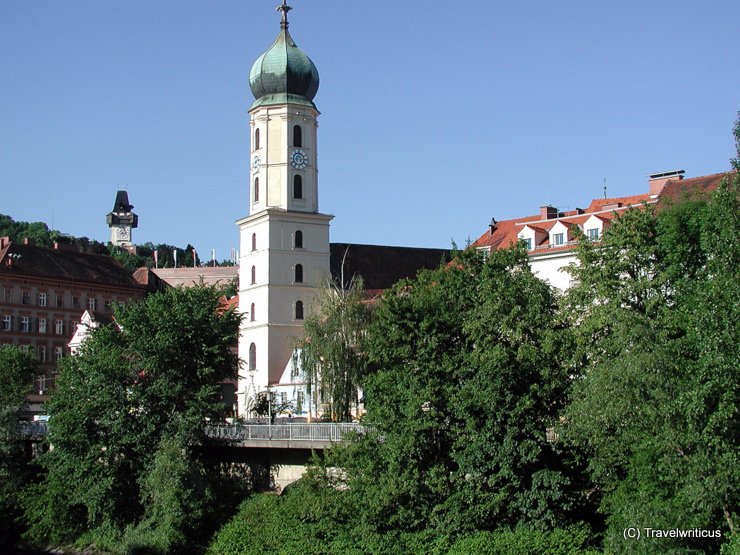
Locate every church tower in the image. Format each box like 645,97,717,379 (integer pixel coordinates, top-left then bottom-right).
236,2,332,415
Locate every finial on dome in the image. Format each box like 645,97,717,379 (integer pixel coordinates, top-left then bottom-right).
277,0,292,29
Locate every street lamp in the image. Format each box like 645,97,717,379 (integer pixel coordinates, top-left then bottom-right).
266,385,273,439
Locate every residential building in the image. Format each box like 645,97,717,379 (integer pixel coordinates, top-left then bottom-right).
0,237,147,415
471,170,728,291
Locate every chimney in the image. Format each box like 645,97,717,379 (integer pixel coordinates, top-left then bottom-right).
649,169,684,196
540,205,558,220
489,217,498,235
23,237,31,245
0,236,9,249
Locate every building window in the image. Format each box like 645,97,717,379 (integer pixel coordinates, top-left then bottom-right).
38,292,47,307
3,288,10,303
55,319,64,335
254,128,260,150
522,238,532,250
248,343,256,371
280,391,288,405
37,374,46,393
293,125,302,147
54,347,63,362
250,303,255,322
254,178,259,202
88,298,97,311
38,345,47,362
553,233,564,246
251,266,256,285
587,228,599,241
293,175,303,199
20,317,30,333
72,296,80,309
22,291,29,305
2,316,11,331
294,230,303,249
39,318,47,334
104,300,111,313
295,300,304,320
251,233,257,252
294,264,303,283
56,294,64,308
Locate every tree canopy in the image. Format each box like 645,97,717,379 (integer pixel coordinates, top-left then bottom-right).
22,286,241,552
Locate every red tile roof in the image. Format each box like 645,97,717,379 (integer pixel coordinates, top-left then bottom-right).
472,171,728,255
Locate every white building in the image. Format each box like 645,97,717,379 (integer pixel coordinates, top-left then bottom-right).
473,170,727,292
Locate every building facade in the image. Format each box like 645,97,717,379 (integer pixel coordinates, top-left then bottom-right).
472,170,727,291
0,237,147,415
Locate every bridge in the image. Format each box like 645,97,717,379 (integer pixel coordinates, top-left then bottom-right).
19,420,366,450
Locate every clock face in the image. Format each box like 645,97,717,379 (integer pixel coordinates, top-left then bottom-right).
290,149,309,170
252,155,260,171
116,227,130,240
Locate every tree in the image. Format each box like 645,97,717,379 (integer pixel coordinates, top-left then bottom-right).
560,143,739,554
0,347,36,546
333,247,578,535
293,275,373,421
23,286,240,549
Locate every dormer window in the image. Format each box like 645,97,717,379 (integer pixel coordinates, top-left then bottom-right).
522,238,533,250
553,233,564,246
587,228,599,241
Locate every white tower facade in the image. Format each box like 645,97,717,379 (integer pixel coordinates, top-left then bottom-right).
236,4,332,415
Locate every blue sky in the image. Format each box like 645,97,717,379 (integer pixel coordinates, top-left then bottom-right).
1,1,738,261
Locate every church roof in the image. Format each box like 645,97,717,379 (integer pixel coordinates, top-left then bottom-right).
330,243,451,291
249,6,319,109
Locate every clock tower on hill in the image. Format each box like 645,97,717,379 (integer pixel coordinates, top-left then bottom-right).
236,1,332,415
106,190,138,248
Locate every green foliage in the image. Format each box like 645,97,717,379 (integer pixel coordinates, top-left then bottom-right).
293,275,373,421
0,347,36,546
561,171,739,553
22,286,241,550
332,247,579,535
208,476,598,555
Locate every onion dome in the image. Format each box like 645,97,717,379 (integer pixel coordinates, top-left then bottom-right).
249,2,320,109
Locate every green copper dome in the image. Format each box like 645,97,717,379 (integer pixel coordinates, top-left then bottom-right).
249,19,319,110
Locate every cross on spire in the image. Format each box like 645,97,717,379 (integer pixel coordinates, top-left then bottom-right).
277,0,292,29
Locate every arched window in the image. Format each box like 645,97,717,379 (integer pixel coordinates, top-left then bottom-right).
295,300,304,320
254,128,260,150
293,125,302,147
254,178,259,202
250,302,255,322
294,264,303,283
293,175,303,199
251,265,256,285
251,233,257,252
249,343,256,371
294,230,303,249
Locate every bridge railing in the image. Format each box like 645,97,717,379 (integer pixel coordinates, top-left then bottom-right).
205,422,365,443
18,420,49,440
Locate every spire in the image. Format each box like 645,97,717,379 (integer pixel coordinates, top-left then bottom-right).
277,0,292,30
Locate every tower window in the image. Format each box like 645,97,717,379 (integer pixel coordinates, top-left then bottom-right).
295,301,304,320
249,343,256,371
295,264,303,283
293,175,303,199
251,233,257,252
293,125,302,147
254,128,260,150
250,302,256,322
254,178,259,203
294,230,303,249
251,266,256,285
